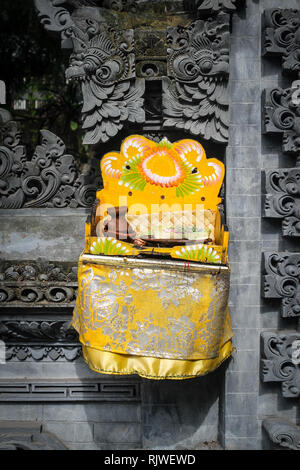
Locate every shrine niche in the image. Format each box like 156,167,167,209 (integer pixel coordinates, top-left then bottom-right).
86,135,228,262
72,134,232,380
29,0,240,381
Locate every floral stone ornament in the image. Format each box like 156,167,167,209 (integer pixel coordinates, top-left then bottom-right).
85,135,228,264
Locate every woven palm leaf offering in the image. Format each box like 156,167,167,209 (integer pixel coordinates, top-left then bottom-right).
73,136,232,379
85,135,229,264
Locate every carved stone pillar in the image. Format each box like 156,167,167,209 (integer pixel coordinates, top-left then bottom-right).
261,7,300,450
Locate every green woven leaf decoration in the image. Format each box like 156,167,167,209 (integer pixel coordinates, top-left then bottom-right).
176,160,204,198
90,237,130,255
174,244,221,264
119,156,146,191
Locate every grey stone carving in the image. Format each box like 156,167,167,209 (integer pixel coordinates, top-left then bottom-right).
72,0,242,15
0,380,141,401
262,83,300,163
0,320,80,362
0,112,100,209
0,320,77,342
261,331,300,398
263,418,300,450
262,252,300,318
162,15,230,144
0,260,78,307
34,1,244,146
65,28,145,144
0,421,68,450
263,168,300,237
5,345,81,362
34,0,74,46
34,0,145,145
134,29,167,79
263,8,300,76
195,0,241,14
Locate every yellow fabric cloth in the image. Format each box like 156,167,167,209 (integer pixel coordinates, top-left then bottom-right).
72,254,233,379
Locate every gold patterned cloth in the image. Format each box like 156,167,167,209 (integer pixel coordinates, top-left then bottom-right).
72,254,233,379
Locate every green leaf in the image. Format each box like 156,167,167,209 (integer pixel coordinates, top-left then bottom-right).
70,121,78,131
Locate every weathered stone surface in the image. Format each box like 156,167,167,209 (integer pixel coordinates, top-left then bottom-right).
261,331,300,398
263,8,300,76
0,209,88,261
0,420,67,450
262,252,300,318
263,168,300,237
262,83,300,162
263,418,300,450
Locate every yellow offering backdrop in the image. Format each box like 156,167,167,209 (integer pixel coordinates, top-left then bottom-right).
73,135,233,379
72,255,233,380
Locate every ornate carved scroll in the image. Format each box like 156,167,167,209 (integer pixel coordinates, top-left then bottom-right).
263,168,300,237
263,418,300,450
261,8,300,448
34,0,145,145
34,0,74,46
263,9,300,77
195,0,242,14
65,28,145,144
0,320,80,362
5,345,81,362
0,260,78,307
162,15,230,144
262,252,300,318
0,112,100,209
261,331,300,398
262,83,300,163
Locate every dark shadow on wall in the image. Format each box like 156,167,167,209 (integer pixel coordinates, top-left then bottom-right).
141,366,224,449
71,356,225,450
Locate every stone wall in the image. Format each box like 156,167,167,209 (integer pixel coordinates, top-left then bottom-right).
1,0,300,451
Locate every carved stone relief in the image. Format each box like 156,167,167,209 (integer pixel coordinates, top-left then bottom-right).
0,260,78,307
262,8,300,449
262,83,300,163
262,252,300,318
35,0,146,145
0,111,100,209
162,15,229,144
33,1,242,145
261,331,300,399
263,168,300,237
65,27,145,144
195,0,242,14
0,320,80,362
263,8,300,77
263,418,300,450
